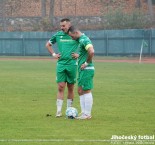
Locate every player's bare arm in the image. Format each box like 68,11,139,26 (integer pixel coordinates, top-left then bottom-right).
81,46,94,70
46,41,61,59
86,46,94,63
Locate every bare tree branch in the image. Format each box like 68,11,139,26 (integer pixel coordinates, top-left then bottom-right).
135,0,141,8
49,0,55,26
148,0,154,22
41,0,46,17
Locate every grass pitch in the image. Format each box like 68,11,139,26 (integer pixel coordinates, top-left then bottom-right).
0,58,155,145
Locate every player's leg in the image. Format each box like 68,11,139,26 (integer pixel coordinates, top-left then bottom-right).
77,71,86,116
77,69,94,119
56,82,66,117
83,89,93,118
66,65,77,108
78,86,85,115
56,64,67,117
66,83,74,108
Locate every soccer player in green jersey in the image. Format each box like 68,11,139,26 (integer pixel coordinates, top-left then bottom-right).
46,18,79,117
68,26,95,119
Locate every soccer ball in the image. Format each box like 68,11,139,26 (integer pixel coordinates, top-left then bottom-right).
66,107,78,119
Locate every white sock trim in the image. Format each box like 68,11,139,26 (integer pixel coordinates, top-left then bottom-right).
56,99,63,113
67,99,73,108
84,92,93,116
79,95,85,114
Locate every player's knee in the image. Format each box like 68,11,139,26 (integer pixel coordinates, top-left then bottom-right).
78,88,83,96
58,84,65,92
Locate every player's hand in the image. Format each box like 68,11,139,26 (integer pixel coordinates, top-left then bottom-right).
53,53,61,59
81,63,87,70
72,53,79,59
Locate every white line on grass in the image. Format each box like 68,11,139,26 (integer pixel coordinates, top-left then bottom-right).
0,139,110,142
0,139,155,142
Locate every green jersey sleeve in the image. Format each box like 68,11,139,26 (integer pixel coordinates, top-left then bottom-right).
79,37,93,51
49,33,57,44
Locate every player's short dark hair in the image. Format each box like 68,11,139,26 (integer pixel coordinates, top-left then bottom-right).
60,18,70,22
68,26,78,33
